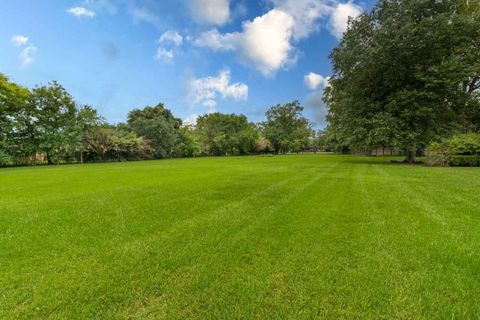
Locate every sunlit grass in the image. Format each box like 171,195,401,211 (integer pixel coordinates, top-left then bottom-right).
1,154,480,319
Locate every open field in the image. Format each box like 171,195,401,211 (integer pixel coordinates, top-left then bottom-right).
1,154,480,319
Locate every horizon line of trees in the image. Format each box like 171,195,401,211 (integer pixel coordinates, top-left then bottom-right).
1,74,327,167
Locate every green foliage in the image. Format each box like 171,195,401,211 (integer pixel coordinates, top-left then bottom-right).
326,0,480,162
309,130,329,152
83,125,153,161
172,125,201,158
428,133,480,166
0,149,13,166
450,155,480,167
127,104,182,159
30,81,78,164
426,141,451,167
195,113,258,156
253,136,272,154
262,101,311,154
0,73,32,163
1,73,322,167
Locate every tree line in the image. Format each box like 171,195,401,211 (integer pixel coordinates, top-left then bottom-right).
0,75,326,166
324,0,480,163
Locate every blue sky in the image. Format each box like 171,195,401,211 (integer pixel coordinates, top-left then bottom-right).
0,0,374,128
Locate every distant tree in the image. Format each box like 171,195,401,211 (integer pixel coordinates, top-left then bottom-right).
29,82,78,164
263,101,311,154
172,125,201,158
83,125,152,161
309,130,328,153
112,127,153,160
83,126,116,161
0,74,32,165
325,0,480,163
75,106,103,163
238,123,259,155
195,113,258,156
127,103,182,159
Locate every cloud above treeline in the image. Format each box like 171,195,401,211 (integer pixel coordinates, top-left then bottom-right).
305,72,329,90
54,0,362,120
187,69,248,112
67,0,362,77
11,34,37,67
193,0,363,77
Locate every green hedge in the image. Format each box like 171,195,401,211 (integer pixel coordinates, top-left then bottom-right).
428,133,480,166
450,155,480,167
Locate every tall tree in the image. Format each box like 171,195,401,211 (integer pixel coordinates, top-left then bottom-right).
30,81,78,164
325,0,480,163
0,74,32,165
127,103,182,159
75,106,103,163
263,101,311,154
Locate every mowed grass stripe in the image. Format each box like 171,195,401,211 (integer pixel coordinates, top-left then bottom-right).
1,157,335,318
367,164,480,319
122,162,340,319
1,155,480,319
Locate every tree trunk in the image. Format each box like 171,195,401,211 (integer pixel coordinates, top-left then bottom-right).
405,150,416,164
46,152,53,165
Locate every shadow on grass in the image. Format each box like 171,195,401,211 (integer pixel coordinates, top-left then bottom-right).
341,155,428,166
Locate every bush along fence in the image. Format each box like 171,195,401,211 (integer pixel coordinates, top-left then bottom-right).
427,133,480,167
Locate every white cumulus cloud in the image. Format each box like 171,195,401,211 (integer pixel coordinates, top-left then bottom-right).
193,1,363,77
304,72,329,90
20,45,37,67
328,1,362,39
11,34,37,67
193,29,236,51
188,69,248,112
159,30,183,46
189,0,230,26
194,9,295,77
67,6,96,18
11,35,29,46
239,9,295,77
270,0,333,40
154,47,174,63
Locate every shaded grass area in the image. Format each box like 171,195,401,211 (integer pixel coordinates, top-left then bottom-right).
1,155,480,319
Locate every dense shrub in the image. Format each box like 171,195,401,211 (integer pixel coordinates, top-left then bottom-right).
427,133,480,166
450,155,480,167
0,150,13,166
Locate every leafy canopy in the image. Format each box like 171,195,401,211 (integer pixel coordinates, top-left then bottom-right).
325,0,480,162
263,101,311,154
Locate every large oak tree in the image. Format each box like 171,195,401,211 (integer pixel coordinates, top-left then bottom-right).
325,0,480,163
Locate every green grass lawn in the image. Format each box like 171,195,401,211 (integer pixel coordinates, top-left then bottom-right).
1,154,480,319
